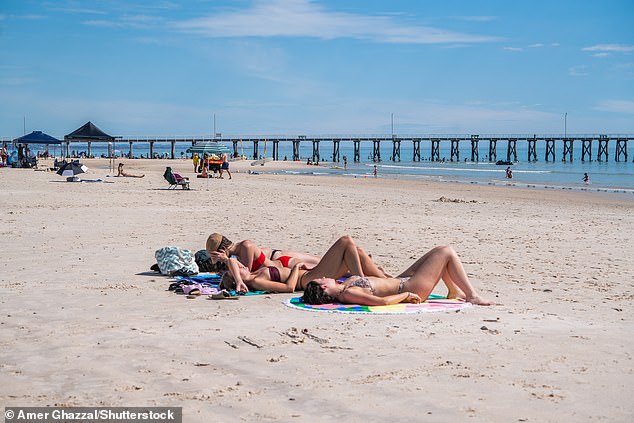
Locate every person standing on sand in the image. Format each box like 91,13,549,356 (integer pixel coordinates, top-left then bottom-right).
193,153,199,173
373,165,378,178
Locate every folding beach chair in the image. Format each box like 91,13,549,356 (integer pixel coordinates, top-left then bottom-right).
164,167,190,190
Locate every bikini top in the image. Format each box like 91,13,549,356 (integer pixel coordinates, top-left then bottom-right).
268,266,282,282
341,276,375,295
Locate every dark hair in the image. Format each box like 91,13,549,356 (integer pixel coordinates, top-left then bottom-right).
221,272,236,290
301,281,337,305
218,236,232,252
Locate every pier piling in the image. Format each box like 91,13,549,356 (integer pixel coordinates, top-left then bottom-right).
392,139,401,162
527,137,537,162
470,135,479,162
412,139,421,161
488,139,497,162
598,135,608,162
353,139,360,163
431,139,440,161
562,139,573,162
545,138,555,162
450,139,459,161
616,138,628,162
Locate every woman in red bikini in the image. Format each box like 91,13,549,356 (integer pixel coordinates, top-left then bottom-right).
218,235,392,293
206,233,322,292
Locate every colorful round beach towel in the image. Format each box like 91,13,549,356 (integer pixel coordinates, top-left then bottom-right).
284,294,472,314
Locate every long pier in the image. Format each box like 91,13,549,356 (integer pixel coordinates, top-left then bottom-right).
117,134,632,163
9,134,631,163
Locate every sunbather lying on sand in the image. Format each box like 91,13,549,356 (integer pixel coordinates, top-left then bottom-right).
301,242,494,307
218,235,390,293
206,233,321,291
117,163,144,178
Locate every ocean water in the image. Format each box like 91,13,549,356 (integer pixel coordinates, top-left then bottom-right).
23,140,634,193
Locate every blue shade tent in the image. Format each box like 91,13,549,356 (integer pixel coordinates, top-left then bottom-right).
13,131,62,144
186,141,230,156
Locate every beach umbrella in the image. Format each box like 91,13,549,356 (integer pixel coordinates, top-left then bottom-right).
56,161,88,178
186,141,230,156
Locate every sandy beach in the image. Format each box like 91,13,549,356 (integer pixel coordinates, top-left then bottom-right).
1,157,632,422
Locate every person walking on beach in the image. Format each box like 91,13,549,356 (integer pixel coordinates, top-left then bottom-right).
373,165,378,178
583,173,589,185
219,153,232,179
343,155,348,170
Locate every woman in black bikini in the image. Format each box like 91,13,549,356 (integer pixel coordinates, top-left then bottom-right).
301,244,494,307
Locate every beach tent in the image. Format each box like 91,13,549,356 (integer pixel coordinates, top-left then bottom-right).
186,141,230,156
13,131,62,145
64,121,114,142
64,121,115,159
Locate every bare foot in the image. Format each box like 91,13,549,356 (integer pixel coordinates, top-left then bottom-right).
466,295,495,306
447,290,466,301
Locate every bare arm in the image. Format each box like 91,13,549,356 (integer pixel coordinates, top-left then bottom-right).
339,287,421,306
225,257,249,293
249,263,304,293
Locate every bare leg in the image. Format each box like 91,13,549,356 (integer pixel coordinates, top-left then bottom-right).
441,269,466,300
303,236,365,282
274,246,384,275
273,250,322,267
357,247,391,277
400,246,493,305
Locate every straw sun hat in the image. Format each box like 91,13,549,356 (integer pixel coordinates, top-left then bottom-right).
206,233,232,252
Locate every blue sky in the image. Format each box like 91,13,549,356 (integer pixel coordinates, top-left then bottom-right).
1,0,633,137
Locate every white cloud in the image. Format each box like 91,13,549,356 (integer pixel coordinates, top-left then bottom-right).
582,44,634,53
595,100,634,114
528,43,543,48
569,65,588,76
503,47,523,52
172,0,497,44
